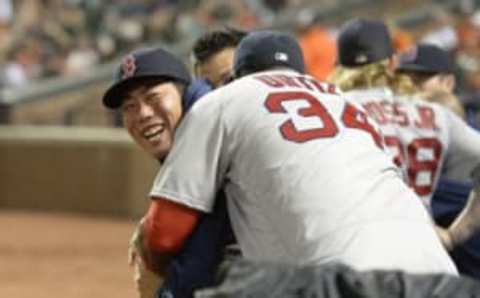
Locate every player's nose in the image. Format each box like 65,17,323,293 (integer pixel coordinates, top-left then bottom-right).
137,101,154,120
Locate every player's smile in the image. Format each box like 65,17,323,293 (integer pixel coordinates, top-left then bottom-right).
122,81,183,161
142,123,166,142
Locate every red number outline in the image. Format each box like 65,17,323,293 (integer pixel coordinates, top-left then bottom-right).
264,92,338,143
384,135,442,197
265,92,385,149
407,138,442,196
342,103,384,149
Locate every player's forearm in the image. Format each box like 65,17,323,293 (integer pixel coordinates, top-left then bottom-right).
447,188,480,247
435,225,454,251
447,166,480,249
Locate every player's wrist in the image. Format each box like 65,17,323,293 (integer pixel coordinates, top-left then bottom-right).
435,226,454,251
129,217,151,264
444,229,455,251
448,218,478,250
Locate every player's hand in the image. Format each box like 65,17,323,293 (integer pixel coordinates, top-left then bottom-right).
129,218,164,298
133,253,164,298
129,218,147,265
435,226,454,251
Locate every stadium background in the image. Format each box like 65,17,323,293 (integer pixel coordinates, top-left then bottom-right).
1,0,479,297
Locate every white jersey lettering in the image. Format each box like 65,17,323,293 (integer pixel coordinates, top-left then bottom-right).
344,87,480,207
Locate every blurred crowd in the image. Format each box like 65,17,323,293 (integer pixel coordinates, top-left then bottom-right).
294,1,480,103
0,0,320,88
1,0,480,105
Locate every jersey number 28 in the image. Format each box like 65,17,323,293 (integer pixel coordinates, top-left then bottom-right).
385,136,442,196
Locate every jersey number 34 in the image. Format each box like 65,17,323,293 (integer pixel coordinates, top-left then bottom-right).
264,91,384,149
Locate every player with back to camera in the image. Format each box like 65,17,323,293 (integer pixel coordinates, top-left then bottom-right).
395,44,464,118
329,18,480,255
394,43,480,279
138,30,457,279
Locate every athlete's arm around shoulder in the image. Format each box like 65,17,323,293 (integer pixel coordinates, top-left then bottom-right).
152,87,229,210
142,89,231,274
441,109,480,250
443,166,480,251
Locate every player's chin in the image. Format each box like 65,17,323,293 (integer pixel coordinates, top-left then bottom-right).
150,142,172,161
142,136,171,159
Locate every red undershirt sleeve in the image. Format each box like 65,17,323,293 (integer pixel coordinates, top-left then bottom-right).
143,197,201,255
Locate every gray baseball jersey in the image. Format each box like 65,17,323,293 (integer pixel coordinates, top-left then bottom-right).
343,87,480,209
150,70,457,274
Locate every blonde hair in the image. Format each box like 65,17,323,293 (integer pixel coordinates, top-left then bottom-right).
329,60,394,91
390,73,419,96
328,60,421,96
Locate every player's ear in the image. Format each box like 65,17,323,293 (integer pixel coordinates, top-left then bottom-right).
190,53,201,78
388,55,398,72
174,82,186,96
444,74,456,93
193,64,201,78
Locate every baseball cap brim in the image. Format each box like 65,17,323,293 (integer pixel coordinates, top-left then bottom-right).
102,74,188,109
396,63,439,74
396,44,453,75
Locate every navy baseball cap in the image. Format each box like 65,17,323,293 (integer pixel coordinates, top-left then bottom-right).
102,47,191,109
397,44,453,74
338,19,393,67
233,30,305,78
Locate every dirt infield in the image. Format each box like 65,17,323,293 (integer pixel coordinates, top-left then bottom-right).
0,210,138,298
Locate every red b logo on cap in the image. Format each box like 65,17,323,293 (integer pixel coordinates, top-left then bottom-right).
121,54,136,79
